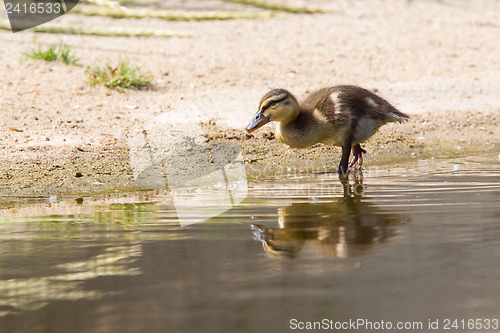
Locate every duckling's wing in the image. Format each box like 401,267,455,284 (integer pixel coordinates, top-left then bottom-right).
301,87,350,124
301,87,338,111
335,85,409,123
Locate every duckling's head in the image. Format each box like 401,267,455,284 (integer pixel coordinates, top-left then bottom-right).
246,89,299,133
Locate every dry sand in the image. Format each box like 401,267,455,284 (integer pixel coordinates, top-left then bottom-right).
0,0,499,197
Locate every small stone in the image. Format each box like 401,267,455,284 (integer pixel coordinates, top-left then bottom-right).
75,172,83,178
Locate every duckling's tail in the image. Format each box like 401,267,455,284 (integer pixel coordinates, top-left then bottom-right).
387,109,410,123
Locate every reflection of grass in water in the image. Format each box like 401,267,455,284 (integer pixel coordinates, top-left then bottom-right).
87,60,152,92
24,44,79,65
107,203,159,225
29,214,84,233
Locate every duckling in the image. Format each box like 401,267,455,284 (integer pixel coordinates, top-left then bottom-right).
246,85,409,174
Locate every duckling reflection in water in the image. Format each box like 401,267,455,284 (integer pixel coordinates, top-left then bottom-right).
246,86,409,174
251,177,411,259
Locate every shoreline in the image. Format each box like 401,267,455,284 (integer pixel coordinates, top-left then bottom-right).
1,108,498,198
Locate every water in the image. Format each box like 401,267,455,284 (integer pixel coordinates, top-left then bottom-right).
0,154,499,333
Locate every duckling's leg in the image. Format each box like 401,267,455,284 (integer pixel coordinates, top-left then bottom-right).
348,152,358,168
349,144,366,169
338,144,351,176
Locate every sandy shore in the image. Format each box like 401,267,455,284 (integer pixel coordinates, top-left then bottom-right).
0,0,499,197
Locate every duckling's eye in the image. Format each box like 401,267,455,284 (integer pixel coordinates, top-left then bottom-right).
268,100,277,107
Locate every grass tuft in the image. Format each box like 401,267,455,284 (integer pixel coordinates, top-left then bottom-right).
1,18,189,37
86,60,152,92
221,0,327,14
24,44,79,65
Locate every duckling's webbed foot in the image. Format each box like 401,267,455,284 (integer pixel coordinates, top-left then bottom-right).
349,144,366,169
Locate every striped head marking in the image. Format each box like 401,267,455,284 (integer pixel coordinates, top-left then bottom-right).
260,89,299,120
246,89,299,132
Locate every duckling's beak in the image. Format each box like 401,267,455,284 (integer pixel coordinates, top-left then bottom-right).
246,110,270,133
